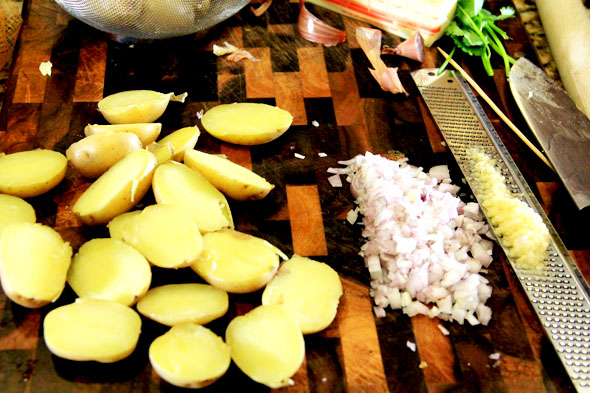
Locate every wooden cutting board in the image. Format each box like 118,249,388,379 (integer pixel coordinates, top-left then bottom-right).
0,0,588,392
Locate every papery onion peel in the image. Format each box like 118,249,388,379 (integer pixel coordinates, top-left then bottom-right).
297,0,346,47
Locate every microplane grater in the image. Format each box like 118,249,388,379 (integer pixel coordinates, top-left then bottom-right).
411,68,590,391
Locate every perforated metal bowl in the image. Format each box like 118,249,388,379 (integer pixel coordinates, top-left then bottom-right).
55,0,250,39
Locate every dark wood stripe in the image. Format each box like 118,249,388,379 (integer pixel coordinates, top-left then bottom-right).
220,144,253,171
328,69,365,126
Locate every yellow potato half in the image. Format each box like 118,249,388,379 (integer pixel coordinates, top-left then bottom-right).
107,210,141,241
201,103,293,145
225,305,305,388
67,238,151,306
184,149,274,200
121,204,203,269
137,283,228,326
191,229,286,293
152,162,233,233
262,255,343,334
149,323,231,389
66,132,143,178
84,123,162,146
43,298,141,363
0,149,67,198
98,90,186,124
147,125,200,165
72,149,156,225
0,222,72,308
0,194,36,235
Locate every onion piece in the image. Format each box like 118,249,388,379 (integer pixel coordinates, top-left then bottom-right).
213,41,239,56
393,32,425,62
251,0,273,17
297,0,346,47
355,27,408,95
327,174,342,188
227,49,260,63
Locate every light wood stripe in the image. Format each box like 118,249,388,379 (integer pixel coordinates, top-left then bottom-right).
411,315,456,393
498,354,547,393
286,185,327,256
73,38,107,102
536,181,559,214
12,50,51,104
338,278,389,393
298,47,331,98
220,144,253,170
2,104,40,152
245,47,274,99
274,72,307,126
329,68,364,126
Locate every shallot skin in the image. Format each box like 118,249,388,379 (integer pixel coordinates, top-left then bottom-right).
333,152,494,326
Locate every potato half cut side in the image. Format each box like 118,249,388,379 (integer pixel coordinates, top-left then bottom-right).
262,255,343,334
72,149,156,225
66,132,143,178
0,149,67,198
67,238,151,306
107,210,141,241
149,323,231,388
201,103,293,145
184,149,274,201
191,229,286,293
147,125,200,165
0,222,72,308
0,194,36,234
43,298,141,363
225,305,305,388
137,283,228,326
98,90,185,124
152,162,233,233
121,204,203,269
84,123,162,146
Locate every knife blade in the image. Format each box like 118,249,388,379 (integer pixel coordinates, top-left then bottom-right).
509,57,590,210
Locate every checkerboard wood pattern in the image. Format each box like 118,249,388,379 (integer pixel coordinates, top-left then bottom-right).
1,1,588,392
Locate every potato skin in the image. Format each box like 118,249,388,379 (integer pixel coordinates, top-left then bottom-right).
66,132,143,178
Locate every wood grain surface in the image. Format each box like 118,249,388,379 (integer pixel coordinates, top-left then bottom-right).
1,0,589,392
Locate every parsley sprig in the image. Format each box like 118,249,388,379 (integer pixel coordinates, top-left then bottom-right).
439,0,516,76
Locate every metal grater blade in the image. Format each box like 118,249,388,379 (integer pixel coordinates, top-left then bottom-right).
411,68,590,392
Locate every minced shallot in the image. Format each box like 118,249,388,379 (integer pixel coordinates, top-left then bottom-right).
333,152,495,325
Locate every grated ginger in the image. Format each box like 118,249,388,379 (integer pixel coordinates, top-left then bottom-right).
467,148,550,270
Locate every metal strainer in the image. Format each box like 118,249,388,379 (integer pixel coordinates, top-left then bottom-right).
54,0,251,39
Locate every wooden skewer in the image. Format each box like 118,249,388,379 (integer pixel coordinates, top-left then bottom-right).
437,47,556,172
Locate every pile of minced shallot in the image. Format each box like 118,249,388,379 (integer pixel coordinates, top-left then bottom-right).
329,152,495,325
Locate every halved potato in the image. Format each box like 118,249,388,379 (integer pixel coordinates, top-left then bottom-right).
147,125,200,165
149,323,231,389
190,229,286,293
184,149,274,200
262,255,342,334
84,123,162,146
72,149,156,225
66,132,143,178
0,194,36,235
43,298,142,363
225,305,305,388
0,222,72,308
107,210,141,240
0,149,67,198
201,103,292,145
152,162,233,233
67,238,151,306
120,204,203,269
98,90,186,124
137,283,228,326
